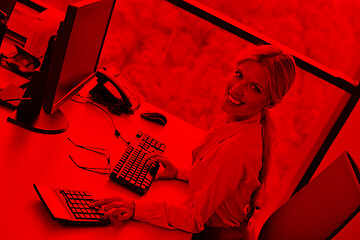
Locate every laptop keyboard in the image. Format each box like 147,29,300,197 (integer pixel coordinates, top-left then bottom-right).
59,189,106,221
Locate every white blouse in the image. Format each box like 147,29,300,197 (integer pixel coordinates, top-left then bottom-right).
133,115,263,233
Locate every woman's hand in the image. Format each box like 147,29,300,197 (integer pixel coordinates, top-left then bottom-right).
90,197,135,222
145,152,178,180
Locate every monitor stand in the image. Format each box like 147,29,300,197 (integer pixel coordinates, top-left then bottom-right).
7,108,69,134
4,70,68,134
5,33,68,134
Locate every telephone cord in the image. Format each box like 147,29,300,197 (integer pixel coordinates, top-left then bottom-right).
71,93,130,145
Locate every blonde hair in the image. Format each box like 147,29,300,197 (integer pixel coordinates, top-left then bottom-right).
239,45,296,215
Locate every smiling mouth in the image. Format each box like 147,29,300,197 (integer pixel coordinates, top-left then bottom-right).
227,93,244,105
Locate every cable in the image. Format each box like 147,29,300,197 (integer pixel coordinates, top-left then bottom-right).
67,138,110,175
68,155,109,175
71,93,130,145
68,138,110,163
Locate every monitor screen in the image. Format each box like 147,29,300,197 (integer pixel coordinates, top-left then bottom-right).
43,0,115,114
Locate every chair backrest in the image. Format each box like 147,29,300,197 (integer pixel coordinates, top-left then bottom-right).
258,151,360,240
0,0,16,20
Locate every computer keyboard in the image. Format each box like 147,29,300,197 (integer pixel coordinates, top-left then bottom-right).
109,131,166,195
34,184,109,225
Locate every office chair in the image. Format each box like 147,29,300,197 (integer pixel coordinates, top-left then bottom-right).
257,152,360,240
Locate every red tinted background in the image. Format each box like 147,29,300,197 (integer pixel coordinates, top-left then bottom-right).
18,0,360,238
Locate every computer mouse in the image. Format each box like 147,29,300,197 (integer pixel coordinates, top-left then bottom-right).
141,112,167,126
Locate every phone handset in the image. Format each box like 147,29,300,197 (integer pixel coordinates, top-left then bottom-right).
89,66,141,114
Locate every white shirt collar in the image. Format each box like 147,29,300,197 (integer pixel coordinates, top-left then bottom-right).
209,113,262,145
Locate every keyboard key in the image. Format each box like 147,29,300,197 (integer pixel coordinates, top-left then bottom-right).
160,144,166,151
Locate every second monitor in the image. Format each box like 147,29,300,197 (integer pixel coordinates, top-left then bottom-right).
8,0,116,134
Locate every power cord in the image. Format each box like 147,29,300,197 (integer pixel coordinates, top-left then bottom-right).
71,93,130,145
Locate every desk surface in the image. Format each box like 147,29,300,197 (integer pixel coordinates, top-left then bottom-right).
0,69,205,239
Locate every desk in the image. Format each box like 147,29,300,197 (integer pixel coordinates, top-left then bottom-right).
0,67,206,239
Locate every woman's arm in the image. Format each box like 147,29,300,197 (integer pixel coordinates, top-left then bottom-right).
133,200,204,232
146,152,190,181
176,167,190,181
93,144,250,233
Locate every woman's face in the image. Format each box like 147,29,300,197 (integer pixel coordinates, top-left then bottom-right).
222,60,270,121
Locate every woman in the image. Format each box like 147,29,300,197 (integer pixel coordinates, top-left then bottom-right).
91,45,296,239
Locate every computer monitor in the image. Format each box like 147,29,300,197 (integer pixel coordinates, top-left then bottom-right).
7,0,116,134
43,0,115,115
